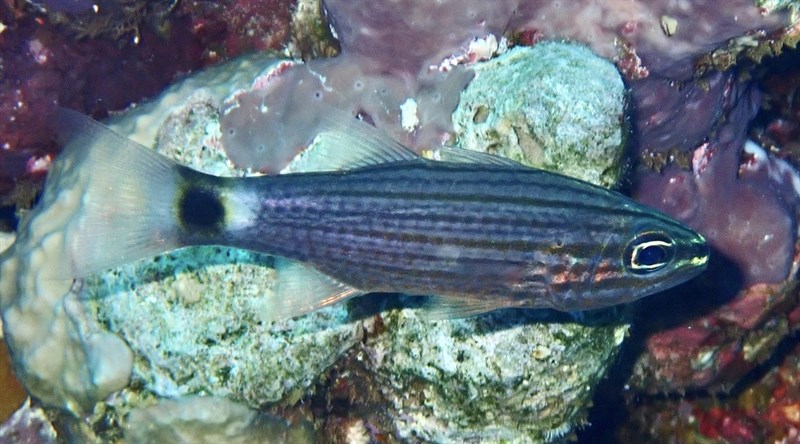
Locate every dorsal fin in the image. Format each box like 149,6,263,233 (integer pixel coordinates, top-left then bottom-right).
284,110,418,173
283,107,531,174
425,146,528,167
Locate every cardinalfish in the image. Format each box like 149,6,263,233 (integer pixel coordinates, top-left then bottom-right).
2,109,708,321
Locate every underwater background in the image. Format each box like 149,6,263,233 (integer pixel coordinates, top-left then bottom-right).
1,1,800,442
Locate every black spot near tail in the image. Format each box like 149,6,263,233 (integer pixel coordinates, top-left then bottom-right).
180,186,224,230
176,168,227,237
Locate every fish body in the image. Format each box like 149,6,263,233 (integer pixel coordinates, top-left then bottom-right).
214,160,707,313
3,110,709,320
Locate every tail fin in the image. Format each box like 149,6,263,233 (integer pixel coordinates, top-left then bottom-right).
46,109,185,277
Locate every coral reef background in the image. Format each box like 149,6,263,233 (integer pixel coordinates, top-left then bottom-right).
1,0,800,442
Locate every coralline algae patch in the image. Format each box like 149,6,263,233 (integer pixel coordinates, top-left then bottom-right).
0,0,297,173
0,338,26,422
0,400,58,443
453,44,626,188
104,51,283,150
620,340,800,443
627,52,800,398
0,228,26,423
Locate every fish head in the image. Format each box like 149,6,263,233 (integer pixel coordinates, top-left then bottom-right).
573,214,709,310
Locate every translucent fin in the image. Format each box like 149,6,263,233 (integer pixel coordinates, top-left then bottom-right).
264,258,365,322
428,146,528,167
419,296,507,320
286,109,418,173
51,109,185,277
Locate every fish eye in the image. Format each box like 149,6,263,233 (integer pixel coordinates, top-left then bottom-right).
624,232,675,275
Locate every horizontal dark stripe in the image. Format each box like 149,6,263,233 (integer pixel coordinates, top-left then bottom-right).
271,223,623,261
269,188,646,221
267,198,636,236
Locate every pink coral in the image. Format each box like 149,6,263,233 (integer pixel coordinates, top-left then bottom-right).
179,0,294,59
621,342,800,442
0,12,204,202
627,48,800,396
0,0,296,205
2,0,800,438
219,0,789,173
634,72,797,286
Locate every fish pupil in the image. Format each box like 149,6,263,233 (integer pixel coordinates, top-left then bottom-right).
637,244,667,266
179,186,225,232
625,232,675,274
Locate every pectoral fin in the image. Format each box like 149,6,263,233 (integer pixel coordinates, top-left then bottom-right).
419,295,509,320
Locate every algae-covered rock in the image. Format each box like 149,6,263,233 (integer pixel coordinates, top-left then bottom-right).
453,42,627,188
87,247,360,407
124,396,314,444
367,309,627,443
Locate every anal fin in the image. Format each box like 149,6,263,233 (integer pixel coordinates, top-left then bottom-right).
264,258,364,322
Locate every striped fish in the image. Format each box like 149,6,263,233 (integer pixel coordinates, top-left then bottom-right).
36,109,708,320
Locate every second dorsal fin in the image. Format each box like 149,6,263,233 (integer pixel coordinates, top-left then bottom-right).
285,110,419,173
425,146,527,167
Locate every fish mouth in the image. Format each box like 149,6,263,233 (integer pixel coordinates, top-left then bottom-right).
686,234,710,270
